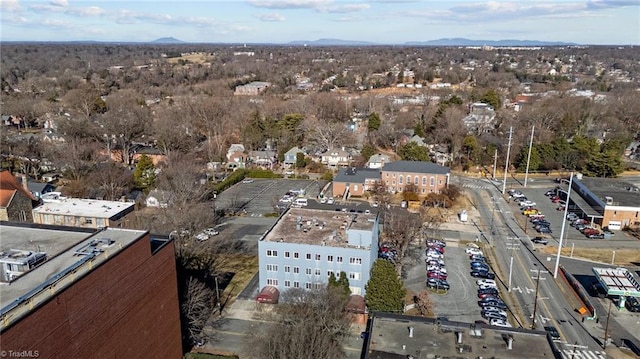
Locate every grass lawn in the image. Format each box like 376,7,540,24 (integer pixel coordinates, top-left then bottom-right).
539,247,640,267
218,255,258,306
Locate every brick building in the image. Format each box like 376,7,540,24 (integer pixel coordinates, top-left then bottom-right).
0,170,38,222
0,222,182,358
381,161,450,195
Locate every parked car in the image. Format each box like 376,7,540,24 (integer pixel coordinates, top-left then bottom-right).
471,271,495,279
490,319,512,327
479,296,504,303
426,265,446,273
427,245,445,254
469,254,486,262
427,239,446,247
544,326,561,340
545,190,555,196
478,292,499,299
426,251,444,259
478,301,507,310
425,258,445,266
465,247,483,255
241,178,254,184
587,233,605,239
478,287,499,295
427,278,450,290
477,279,497,287
537,226,552,234
470,261,489,268
427,272,447,280
625,296,640,312
482,307,507,316
482,311,507,321
479,284,498,290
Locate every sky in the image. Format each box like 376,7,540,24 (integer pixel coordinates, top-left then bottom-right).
1,0,639,45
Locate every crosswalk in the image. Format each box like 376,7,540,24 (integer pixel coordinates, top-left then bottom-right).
462,183,493,190
560,349,607,359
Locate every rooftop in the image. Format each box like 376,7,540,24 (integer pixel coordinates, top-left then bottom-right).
382,161,450,175
34,194,135,219
262,207,377,247
592,267,640,296
364,313,556,359
334,167,381,183
0,222,151,328
577,177,640,208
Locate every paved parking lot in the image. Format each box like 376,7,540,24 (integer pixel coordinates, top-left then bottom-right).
215,178,322,216
404,244,508,324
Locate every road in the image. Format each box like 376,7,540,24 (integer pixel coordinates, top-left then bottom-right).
462,176,609,357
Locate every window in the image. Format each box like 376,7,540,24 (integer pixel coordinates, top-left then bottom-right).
327,255,334,262
306,253,311,260
350,287,361,295
354,185,358,191
349,272,361,280
430,177,435,186
327,270,334,278
422,176,427,185
315,283,322,289
284,251,290,258
306,268,312,275
85,218,93,225
267,278,278,285
315,268,321,276
294,266,300,274
385,180,389,185
392,180,395,185
349,257,362,265
315,254,321,261
284,280,291,288
294,281,300,288
415,176,419,185
266,264,278,272
438,180,442,185
284,265,291,273
421,188,426,194
294,252,299,259
305,282,312,289
386,172,389,177
266,250,278,257
406,175,411,184
337,256,343,263
399,175,403,184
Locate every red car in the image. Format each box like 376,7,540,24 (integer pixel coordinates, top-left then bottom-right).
427,272,447,280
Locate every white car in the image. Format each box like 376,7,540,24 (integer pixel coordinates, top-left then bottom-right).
426,251,444,259
196,233,209,241
427,266,447,273
204,228,219,236
521,200,536,207
372,201,379,207
320,197,327,204
327,198,335,205
465,248,483,256
242,178,254,184
477,279,497,287
490,318,512,327
482,307,507,317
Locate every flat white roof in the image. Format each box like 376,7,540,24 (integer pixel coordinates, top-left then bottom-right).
33,198,135,219
593,267,640,296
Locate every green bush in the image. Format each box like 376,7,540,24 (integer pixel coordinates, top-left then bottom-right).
320,171,333,181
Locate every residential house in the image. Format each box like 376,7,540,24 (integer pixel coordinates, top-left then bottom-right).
248,150,277,169
133,146,167,166
321,147,352,168
234,81,271,96
366,153,391,169
145,189,172,208
0,171,38,222
27,178,56,199
462,102,496,134
258,206,380,297
381,161,450,195
226,144,247,170
284,146,306,168
409,135,427,147
332,168,382,198
33,193,135,229
0,222,182,358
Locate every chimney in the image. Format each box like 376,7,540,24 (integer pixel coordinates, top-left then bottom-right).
21,174,28,191
408,326,414,338
507,335,513,350
456,331,463,344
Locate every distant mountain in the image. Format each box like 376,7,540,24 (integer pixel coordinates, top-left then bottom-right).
151,37,184,44
287,38,377,46
404,38,576,47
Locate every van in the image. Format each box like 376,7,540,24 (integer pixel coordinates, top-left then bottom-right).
294,198,308,207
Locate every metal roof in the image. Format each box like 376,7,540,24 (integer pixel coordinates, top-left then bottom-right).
592,267,640,297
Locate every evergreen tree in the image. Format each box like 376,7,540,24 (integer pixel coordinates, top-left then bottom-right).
337,272,351,297
397,142,430,162
133,154,155,193
360,143,375,162
365,260,406,313
368,112,381,132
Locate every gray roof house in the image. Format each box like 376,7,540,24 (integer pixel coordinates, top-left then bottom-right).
284,146,305,167
366,153,391,169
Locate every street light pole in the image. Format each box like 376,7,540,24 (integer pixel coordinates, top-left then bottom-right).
531,270,541,329
554,171,574,278
502,126,513,195
524,126,535,187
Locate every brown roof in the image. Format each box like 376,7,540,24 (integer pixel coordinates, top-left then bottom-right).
0,170,37,207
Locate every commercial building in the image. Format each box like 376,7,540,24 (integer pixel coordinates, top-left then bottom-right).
0,221,182,358
258,206,379,298
362,312,575,359
561,176,640,230
32,193,135,229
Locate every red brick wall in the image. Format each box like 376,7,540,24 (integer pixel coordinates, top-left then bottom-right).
1,235,183,359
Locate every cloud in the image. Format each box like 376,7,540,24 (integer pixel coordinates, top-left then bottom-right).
49,0,68,7
1,0,22,12
257,12,286,21
247,0,332,10
323,3,370,13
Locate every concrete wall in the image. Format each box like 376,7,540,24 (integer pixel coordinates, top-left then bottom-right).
1,234,183,359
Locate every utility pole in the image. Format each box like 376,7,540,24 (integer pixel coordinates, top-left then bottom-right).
492,148,498,180
488,197,497,245
502,126,513,195
506,238,520,292
524,126,535,187
530,269,547,329
603,300,612,349
554,171,574,278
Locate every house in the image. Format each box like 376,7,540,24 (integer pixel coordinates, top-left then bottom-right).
248,150,278,169
284,146,305,168
321,147,352,168
33,193,135,229
26,178,56,199
0,171,38,222
258,206,380,297
408,135,427,147
145,189,172,208
381,161,450,195
234,81,271,96
462,102,496,134
332,168,381,198
0,222,182,358
226,143,247,170
132,146,167,167
366,153,391,169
